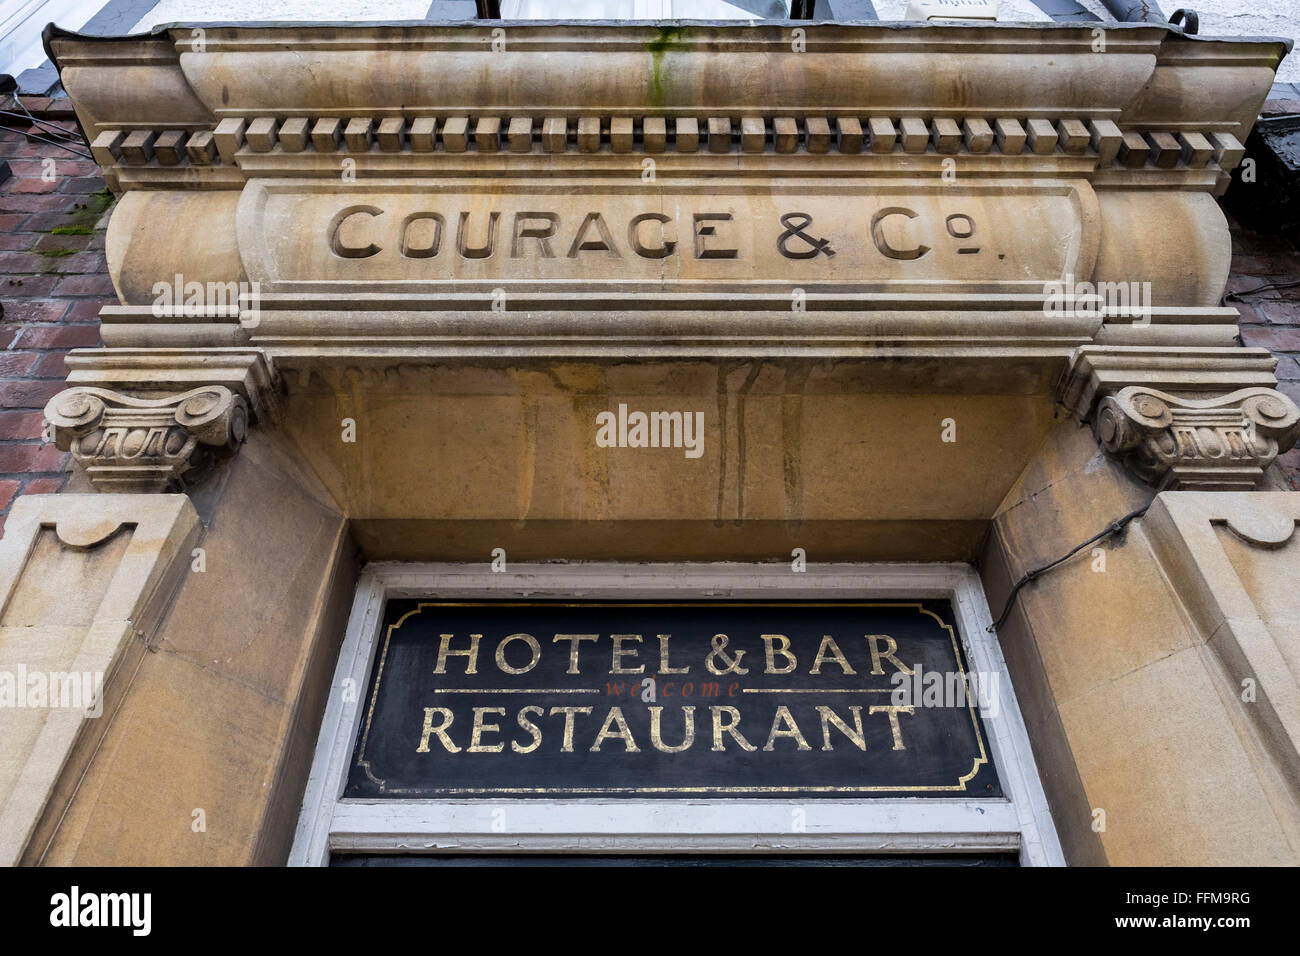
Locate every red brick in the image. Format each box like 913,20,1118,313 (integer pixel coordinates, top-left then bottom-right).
62,299,110,323
1230,300,1261,323
1231,255,1299,278
21,159,98,178
1,141,46,159
1239,325,1300,351
22,477,66,496
1262,97,1300,117
2,275,58,296
17,211,83,231
21,100,77,121
31,232,92,253
0,194,71,214
0,379,66,409
7,177,61,194
53,275,116,297
0,443,66,472
0,352,40,377
0,213,26,230
3,159,46,177
1229,230,1292,256
1257,300,1300,325
0,251,50,273
0,411,46,440
1277,448,1300,491
57,161,101,177
30,352,68,378
54,251,107,274
58,177,107,195
0,299,67,324
1226,274,1266,294
20,100,76,119
0,479,19,511
13,324,101,348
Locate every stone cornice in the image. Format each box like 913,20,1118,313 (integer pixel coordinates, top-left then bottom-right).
50,23,1280,194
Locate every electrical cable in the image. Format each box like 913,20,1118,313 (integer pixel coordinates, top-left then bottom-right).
1224,278,1300,301
987,504,1151,632
0,118,90,157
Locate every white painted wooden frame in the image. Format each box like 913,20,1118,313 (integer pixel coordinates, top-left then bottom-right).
290,562,1064,866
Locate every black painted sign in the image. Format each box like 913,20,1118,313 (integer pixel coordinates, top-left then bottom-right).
346,600,1002,798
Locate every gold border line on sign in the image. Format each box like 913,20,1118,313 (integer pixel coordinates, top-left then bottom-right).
353,601,991,795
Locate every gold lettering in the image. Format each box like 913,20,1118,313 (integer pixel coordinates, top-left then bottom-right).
434,633,481,674
761,634,798,674
649,705,696,753
495,632,541,675
763,704,812,751
711,705,757,752
869,704,915,751
548,705,593,753
590,706,640,752
513,704,544,754
552,633,598,674
810,635,857,675
416,706,459,753
866,634,914,676
610,634,645,674
657,634,689,674
816,705,866,751
468,706,506,752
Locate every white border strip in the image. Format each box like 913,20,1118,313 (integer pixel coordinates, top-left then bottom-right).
290,562,1064,867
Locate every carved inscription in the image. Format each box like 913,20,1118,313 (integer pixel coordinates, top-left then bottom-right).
243,184,1094,289
327,205,980,264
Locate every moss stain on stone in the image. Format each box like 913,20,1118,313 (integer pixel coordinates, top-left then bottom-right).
647,27,687,107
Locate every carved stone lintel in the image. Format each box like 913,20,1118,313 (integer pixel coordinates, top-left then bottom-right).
1094,386,1300,490
44,386,248,493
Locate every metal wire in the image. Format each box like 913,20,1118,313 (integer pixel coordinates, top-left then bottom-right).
987,505,1151,632
0,119,91,158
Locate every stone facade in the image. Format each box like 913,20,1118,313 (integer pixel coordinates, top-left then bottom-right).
2,21,1300,865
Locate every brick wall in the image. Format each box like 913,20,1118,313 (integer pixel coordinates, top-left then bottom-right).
0,103,111,536
1,97,1299,537
1229,212,1300,488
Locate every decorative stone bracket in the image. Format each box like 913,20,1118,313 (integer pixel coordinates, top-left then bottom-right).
1062,346,1300,491
1095,387,1300,490
44,386,247,493
42,348,280,494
